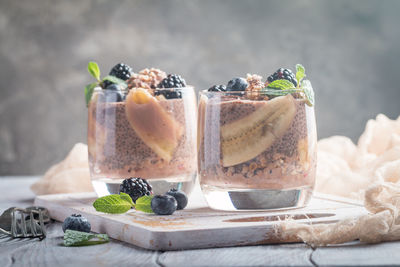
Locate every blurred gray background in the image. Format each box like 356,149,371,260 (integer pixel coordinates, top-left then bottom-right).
1,0,400,175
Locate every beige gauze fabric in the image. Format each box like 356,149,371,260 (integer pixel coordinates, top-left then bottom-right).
30,143,93,195
282,114,400,245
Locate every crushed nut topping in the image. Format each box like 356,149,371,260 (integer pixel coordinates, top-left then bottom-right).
246,74,264,92
127,68,167,90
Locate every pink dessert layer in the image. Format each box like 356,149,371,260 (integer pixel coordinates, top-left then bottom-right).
88,98,196,180
198,95,317,190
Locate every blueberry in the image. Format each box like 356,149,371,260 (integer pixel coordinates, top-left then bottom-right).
62,214,91,233
166,189,188,210
104,84,124,102
226,77,248,91
151,195,177,215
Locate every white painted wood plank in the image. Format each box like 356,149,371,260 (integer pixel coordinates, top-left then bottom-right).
311,241,400,266
34,191,367,250
0,222,160,267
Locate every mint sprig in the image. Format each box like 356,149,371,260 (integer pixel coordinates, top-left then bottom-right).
84,62,128,107
64,230,109,247
301,80,315,107
295,64,306,87
88,61,101,81
93,193,154,214
85,82,97,107
267,79,296,90
120,192,134,207
263,64,314,107
262,88,299,96
93,193,134,214
135,195,154,213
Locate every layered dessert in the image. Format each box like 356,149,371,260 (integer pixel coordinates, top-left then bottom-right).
86,62,197,195
198,65,317,210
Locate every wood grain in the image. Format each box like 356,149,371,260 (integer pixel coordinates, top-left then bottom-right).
33,189,367,250
311,241,400,266
158,244,314,266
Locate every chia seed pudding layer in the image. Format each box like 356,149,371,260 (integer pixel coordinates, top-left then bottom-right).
198,95,317,190
88,97,197,180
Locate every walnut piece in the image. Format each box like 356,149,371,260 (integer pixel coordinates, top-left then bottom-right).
127,68,167,90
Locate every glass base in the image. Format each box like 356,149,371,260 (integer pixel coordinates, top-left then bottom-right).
201,185,313,211
92,172,197,197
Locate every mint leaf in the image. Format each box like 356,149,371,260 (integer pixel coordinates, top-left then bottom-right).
296,64,306,87
102,75,128,88
120,192,134,207
301,80,315,107
88,62,101,81
261,88,299,96
135,195,154,213
93,194,133,214
267,79,296,90
64,230,109,247
84,82,98,107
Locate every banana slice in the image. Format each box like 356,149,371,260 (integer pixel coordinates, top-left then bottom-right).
221,94,296,167
125,88,183,162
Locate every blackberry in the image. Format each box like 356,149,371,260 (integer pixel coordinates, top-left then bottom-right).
158,74,186,88
109,63,133,81
226,77,248,91
166,189,188,210
62,214,91,233
208,85,226,92
119,178,152,203
103,63,133,88
151,195,177,215
267,68,297,87
154,89,182,99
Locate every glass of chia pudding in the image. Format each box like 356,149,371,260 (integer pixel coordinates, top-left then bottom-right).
198,65,317,210
87,63,197,196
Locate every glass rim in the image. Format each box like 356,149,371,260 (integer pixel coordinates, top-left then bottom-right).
94,86,194,92
199,88,304,94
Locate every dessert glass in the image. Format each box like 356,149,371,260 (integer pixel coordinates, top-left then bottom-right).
197,90,317,210
88,87,197,196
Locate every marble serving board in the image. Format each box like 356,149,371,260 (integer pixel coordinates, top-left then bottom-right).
34,188,366,251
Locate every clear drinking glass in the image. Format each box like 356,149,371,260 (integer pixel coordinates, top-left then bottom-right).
197,90,317,210
88,87,197,196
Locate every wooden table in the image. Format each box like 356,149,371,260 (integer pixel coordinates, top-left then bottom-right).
1,177,399,266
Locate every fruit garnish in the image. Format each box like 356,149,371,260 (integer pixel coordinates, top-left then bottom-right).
158,74,187,89
263,64,315,107
103,63,133,88
62,214,91,233
166,189,188,210
226,77,248,91
208,85,226,92
119,178,152,203
267,68,297,87
151,195,177,215
64,230,109,247
131,88,152,104
154,89,182,99
220,94,296,167
84,61,128,107
125,89,183,162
